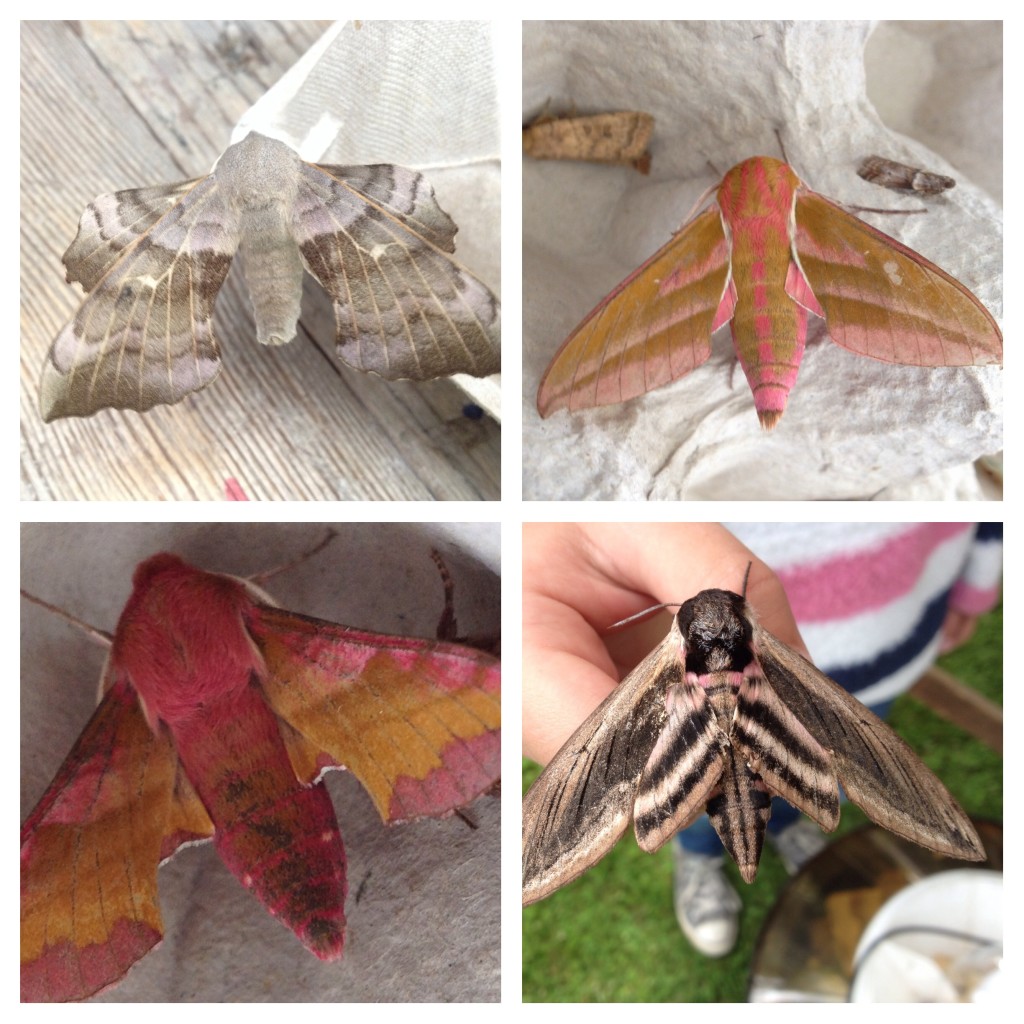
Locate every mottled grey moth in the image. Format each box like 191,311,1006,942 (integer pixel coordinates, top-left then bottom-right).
523,588,984,905
41,132,500,421
857,154,956,196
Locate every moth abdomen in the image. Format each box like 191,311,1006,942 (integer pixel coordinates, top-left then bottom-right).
706,750,772,882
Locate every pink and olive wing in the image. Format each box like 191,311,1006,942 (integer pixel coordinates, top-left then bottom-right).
248,605,500,823
793,191,1002,366
41,176,239,421
536,207,731,416
21,679,213,1003
291,163,500,380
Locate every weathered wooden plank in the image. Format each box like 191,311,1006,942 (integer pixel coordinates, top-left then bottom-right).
910,666,1003,754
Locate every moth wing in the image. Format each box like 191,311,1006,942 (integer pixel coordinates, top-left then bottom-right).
292,163,500,380
63,180,202,290
733,663,840,831
312,164,462,252
522,630,682,905
633,672,725,852
793,191,1002,367
536,206,730,417
248,605,500,824
41,176,239,420
754,627,984,861
21,678,213,1003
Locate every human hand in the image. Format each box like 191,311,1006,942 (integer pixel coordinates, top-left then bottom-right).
939,608,980,654
523,523,808,765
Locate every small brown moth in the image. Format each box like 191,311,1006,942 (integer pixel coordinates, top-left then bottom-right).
41,132,500,421
523,111,654,174
857,154,956,196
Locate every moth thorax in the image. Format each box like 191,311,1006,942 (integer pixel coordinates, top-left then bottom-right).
677,589,753,675
704,647,745,673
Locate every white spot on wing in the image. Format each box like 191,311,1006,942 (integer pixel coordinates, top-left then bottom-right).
883,260,903,286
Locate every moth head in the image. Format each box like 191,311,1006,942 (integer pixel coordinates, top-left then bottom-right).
677,588,753,673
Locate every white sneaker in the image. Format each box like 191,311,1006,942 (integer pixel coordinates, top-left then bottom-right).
769,818,828,874
672,844,741,957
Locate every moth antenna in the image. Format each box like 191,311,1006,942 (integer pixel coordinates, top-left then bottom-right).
774,127,789,164
741,562,753,598
249,529,338,585
354,870,373,905
843,202,927,216
607,602,681,631
681,179,719,226
20,589,113,648
430,548,458,642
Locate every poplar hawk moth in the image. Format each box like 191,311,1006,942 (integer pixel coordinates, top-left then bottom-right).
42,132,500,420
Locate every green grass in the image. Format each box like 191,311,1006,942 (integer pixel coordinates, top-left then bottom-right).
522,602,1002,1002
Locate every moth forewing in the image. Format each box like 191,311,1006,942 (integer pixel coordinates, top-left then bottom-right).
521,624,683,906
752,627,985,862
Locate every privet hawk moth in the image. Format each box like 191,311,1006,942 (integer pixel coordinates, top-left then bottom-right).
523,586,984,905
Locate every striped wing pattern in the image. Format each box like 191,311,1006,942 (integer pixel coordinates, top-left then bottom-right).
633,673,723,850
733,667,839,832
